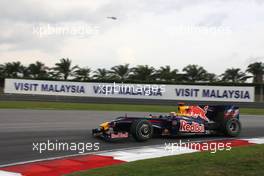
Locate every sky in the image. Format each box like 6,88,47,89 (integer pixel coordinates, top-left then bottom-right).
0,0,263,74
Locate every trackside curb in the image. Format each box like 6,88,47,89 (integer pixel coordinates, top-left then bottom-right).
1,137,264,176
0,171,22,176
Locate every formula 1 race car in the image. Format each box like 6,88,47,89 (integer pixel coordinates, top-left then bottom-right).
92,104,241,142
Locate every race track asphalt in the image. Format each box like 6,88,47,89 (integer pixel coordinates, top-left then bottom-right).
0,109,264,166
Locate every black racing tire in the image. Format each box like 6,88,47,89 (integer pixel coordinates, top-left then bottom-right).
223,118,242,137
130,120,153,142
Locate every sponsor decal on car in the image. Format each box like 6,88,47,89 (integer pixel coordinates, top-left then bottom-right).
179,120,205,133
111,132,129,138
187,106,209,121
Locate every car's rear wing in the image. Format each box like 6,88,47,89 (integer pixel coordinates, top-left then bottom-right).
204,105,239,123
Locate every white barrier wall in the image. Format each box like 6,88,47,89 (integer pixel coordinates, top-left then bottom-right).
4,79,255,102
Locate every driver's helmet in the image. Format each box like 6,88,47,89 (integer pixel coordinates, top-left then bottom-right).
178,103,189,114
170,112,176,117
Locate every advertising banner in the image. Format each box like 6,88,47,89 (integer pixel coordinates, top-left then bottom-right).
4,79,255,102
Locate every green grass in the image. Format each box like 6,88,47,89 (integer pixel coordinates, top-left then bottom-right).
239,108,264,115
68,144,264,176
0,101,263,115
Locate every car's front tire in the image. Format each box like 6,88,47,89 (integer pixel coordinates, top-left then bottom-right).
130,120,153,142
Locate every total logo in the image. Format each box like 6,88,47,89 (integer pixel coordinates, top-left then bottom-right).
179,120,205,133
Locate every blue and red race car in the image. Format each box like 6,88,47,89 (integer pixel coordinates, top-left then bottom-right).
92,104,241,142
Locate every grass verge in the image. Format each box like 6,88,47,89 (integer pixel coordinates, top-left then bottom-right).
68,144,264,176
0,101,263,115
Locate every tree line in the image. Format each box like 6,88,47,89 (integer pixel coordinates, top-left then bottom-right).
0,58,263,84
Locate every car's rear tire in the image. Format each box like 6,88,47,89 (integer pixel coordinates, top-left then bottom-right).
130,120,153,142
223,118,241,137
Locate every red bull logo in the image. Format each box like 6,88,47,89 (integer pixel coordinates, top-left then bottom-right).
179,120,205,133
187,105,209,121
